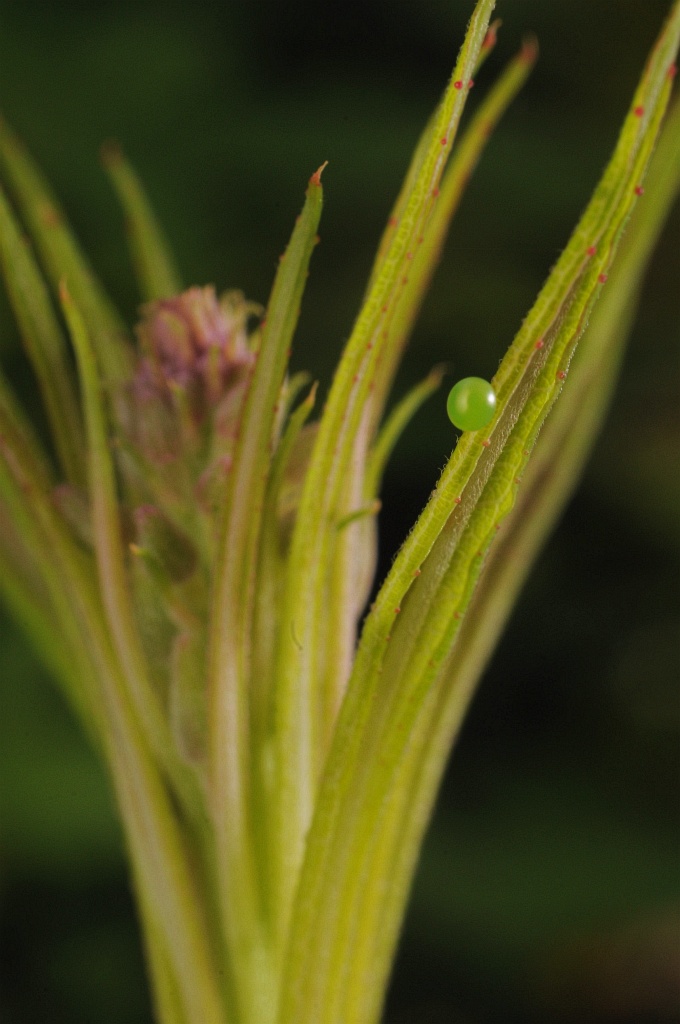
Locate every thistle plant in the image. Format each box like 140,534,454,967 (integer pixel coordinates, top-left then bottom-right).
0,1,679,1022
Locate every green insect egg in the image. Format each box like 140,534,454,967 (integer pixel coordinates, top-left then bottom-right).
446,376,496,431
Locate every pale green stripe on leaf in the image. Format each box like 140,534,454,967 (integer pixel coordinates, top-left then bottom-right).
279,7,680,1022
253,383,318,926
102,142,182,302
253,381,318,748
267,383,319,542
206,169,324,1019
273,0,497,951
0,186,85,485
0,117,132,384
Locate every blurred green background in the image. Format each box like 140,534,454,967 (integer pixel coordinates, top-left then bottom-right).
0,1,678,1021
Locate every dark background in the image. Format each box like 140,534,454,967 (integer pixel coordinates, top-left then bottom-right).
0,1,678,1022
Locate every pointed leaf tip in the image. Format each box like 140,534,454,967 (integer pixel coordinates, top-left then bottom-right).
482,19,501,52
310,161,328,187
99,139,123,167
520,34,539,64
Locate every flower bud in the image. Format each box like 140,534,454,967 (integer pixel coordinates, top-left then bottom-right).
136,286,256,411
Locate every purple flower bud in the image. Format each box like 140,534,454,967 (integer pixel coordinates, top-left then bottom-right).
137,286,256,405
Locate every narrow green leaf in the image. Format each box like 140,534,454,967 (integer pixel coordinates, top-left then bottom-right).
102,141,183,301
280,6,680,1023
59,283,205,822
115,719,228,1024
340,91,680,1024
335,499,381,531
0,384,226,1024
0,362,54,488
271,370,312,445
206,168,324,1022
339,2,677,759
319,457,379,759
139,904,188,1024
252,383,318,927
365,365,445,497
274,0,498,957
0,502,84,713
370,38,538,426
0,186,85,485
0,401,105,733
60,283,156,705
365,16,502,299
0,116,133,384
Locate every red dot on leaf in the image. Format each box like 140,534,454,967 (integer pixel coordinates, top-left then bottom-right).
432,187,440,198
454,80,463,90
634,185,645,196
454,497,462,505
481,440,491,448
634,105,645,117
669,63,677,79
535,338,544,350
557,370,566,380
586,246,597,257
598,273,608,284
